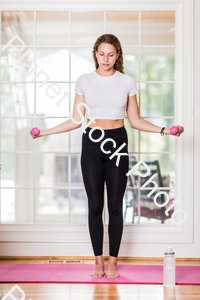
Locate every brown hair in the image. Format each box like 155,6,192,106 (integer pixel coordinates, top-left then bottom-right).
92,34,124,74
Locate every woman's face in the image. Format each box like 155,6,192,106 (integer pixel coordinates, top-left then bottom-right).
95,42,119,71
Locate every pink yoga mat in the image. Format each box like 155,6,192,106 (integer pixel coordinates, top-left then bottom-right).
0,264,199,284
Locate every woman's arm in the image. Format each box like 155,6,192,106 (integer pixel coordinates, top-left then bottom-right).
30,93,86,139
126,94,184,136
132,116,171,135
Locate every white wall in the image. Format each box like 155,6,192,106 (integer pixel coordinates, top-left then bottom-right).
193,0,200,251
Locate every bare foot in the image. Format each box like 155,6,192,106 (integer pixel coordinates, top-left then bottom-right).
91,256,105,278
91,264,105,278
106,263,119,278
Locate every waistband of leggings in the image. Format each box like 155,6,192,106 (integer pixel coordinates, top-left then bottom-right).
82,125,128,147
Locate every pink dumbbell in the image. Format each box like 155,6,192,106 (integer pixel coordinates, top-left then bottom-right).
170,126,179,135
31,127,40,136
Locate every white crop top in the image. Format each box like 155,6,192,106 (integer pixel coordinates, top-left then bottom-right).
74,69,138,120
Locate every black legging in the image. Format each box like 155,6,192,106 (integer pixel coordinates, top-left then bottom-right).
81,126,129,257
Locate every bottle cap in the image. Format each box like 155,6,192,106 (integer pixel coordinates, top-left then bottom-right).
164,246,175,255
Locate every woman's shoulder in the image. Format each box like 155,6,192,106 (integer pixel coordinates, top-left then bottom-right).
122,72,135,79
116,71,136,83
124,73,137,85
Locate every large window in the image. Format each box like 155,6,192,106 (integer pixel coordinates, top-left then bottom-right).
0,10,177,226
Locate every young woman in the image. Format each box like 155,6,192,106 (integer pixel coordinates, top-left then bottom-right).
30,34,184,279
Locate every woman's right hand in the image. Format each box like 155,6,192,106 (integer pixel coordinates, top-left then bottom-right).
30,129,43,139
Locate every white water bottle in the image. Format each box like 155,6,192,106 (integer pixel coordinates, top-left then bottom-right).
163,246,176,287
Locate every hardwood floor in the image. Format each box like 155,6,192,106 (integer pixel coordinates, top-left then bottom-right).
0,257,200,300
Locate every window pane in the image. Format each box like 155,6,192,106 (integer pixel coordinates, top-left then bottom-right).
124,118,139,153
71,189,87,225
35,153,68,188
71,48,95,81
141,47,175,81
140,118,175,152
36,188,69,223
123,47,139,82
36,11,69,45
71,11,104,45
106,11,139,45
36,48,69,81
71,154,84,187
36,82,70,117
141,11,175,45
129,154,175,225
1,11,34,45
35,118,70,152
1,153,34,187
141,83,174,117
70,125,83,153
1,118,34,152
140,153,175,187
1,83,34,117
1,47,34,82
1,188,34,223
123,154,175,225
123,154,139,224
